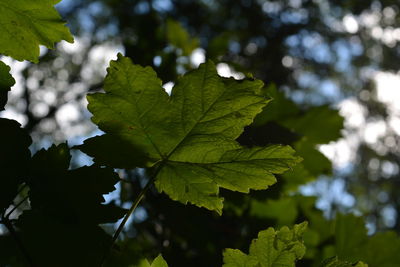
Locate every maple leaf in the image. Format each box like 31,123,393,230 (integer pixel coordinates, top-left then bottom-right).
139,255,169,267
223,222,307,267
80,55,301,213
0,0,73,62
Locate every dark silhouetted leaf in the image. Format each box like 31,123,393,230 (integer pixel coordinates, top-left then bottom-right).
17,210,112,267
27,143,125,224
0,61,15,111
0,119,31,213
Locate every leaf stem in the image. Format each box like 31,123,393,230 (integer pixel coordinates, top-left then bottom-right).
5,195,29,219
100,164,163,266
112,174,156,242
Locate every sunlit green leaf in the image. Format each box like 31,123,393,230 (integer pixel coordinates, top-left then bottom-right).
223,249,258,267
80,55,301,213
139,255,169,267
223,222,307,267
0,0,74,62
151,255,169,267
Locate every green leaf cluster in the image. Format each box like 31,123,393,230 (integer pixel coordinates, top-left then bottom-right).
1,1,400,266
248,86,344,191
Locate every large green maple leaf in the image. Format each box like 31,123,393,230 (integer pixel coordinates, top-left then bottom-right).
80,55,301,213
0,0,73,62
223,222,307,267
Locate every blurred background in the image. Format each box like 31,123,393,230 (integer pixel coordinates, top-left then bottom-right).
1,0,400,266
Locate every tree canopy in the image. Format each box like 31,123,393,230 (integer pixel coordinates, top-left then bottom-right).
1,0,400,266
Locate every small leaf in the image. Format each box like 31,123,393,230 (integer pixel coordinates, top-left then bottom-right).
321,256,368,267
223,222,308,267
151,255,169,267
80,55,301,213
0,0,74,62
0,61,15,111
166,19,199,56
223,249,258,267
281,105,344,145
139,255,169,267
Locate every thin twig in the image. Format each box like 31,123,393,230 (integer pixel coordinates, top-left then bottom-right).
2,218,36,267
100,164,163,266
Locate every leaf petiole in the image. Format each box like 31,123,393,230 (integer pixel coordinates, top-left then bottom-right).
100,163,164,266
4,195,29,219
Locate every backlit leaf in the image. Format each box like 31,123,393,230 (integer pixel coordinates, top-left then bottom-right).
0,0,74,62
139,255,169,267
80,55,301,213
223,222,307,267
